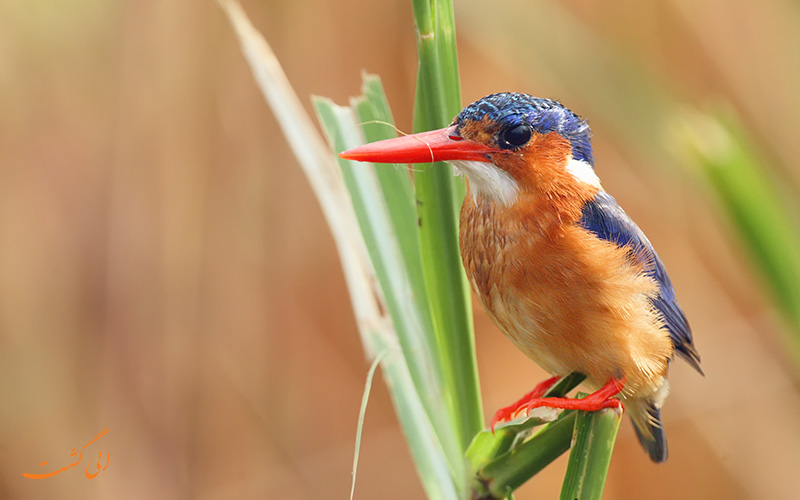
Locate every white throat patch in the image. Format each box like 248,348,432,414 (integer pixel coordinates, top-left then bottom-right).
566,158,601,188
448,159,520,207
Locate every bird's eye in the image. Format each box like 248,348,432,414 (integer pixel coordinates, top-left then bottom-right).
499,124,532,149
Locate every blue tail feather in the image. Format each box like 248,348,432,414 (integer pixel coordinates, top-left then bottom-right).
631,404,668,463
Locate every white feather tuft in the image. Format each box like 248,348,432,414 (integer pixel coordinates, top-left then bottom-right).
566,158,601,188
448,159,520,206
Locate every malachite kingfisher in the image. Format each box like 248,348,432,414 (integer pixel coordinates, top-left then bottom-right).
339,92,702,462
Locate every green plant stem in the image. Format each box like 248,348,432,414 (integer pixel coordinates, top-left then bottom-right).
349,78,440,400
315,91,465,489
350,75,465,482
410,0,483,452
467,429,519,475
559,407,622,500
466,373,587,498
474,412,578,500
466,373,586,466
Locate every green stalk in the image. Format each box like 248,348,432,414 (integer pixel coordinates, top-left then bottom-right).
411,0,483,452
559,407,622,500
473,412,578,500
348,77,440,397
349,75,465,479
466,373,586,467
466,429,519,476
314,93,461,499
314,91,464,487
467,373,586,498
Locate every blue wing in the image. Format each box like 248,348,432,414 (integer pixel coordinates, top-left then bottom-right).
580,191,702,373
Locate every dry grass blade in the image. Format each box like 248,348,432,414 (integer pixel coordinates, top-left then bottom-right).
219,0,385,351
220,2,459,498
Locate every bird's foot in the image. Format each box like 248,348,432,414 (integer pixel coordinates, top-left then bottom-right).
520,377,625,414
491,377,626,431
490,376,561,431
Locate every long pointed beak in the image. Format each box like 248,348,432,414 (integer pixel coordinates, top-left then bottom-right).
338,126,496,163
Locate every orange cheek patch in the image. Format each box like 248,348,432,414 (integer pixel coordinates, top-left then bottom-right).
520,132,575,187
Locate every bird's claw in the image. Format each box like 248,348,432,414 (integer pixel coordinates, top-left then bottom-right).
490,377,626,432
489,376,562,432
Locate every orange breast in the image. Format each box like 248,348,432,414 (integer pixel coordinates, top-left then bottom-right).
459,190,673,399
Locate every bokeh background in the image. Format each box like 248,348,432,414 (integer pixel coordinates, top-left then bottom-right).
1,0,799,499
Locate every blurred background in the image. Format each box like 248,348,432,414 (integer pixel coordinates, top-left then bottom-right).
1,0,799,498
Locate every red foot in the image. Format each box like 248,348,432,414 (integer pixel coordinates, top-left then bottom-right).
490,376,561,431
491,377,626,431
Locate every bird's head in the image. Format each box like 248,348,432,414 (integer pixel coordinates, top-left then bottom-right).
340,92,601,206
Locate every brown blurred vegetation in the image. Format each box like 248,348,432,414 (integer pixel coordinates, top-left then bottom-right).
0,0,798,499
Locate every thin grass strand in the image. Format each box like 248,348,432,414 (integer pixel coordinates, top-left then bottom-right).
350,350,387,500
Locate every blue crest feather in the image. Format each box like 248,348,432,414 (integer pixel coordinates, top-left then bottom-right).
455,93,594,165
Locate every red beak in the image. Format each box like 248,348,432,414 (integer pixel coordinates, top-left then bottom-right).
338,126,496,163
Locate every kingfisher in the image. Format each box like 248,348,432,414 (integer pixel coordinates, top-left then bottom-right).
339,92,702,462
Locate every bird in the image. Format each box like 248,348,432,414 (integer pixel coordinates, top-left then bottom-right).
339,92,702,462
